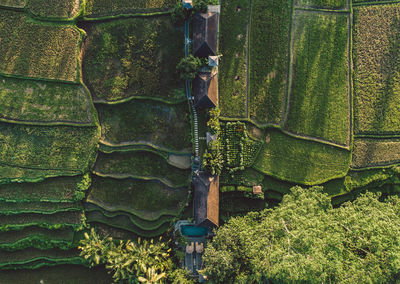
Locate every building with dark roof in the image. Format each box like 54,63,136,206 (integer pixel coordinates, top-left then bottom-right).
193,12,219,58
192,171,219,228
193,72,218,109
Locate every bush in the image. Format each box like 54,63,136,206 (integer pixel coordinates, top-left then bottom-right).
176,55,202,81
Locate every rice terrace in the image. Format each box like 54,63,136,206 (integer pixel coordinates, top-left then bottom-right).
1,0,400,282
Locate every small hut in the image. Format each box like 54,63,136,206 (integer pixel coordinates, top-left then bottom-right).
208,55,219,67
192,172,219,228
182,0,193,9
193,72,218,109
193,12,219,58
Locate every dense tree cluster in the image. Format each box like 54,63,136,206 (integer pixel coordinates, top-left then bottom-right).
203,186,400,283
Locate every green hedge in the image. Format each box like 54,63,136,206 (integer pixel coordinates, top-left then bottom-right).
0,76,94,125
249,0,292,125
81,15,184,103
97,101,190,152
0,201,81,215
353,4,400,135
84,0,176,17
284,11,350,146
94,151,190,187
0,10,81,82
219,0,249,118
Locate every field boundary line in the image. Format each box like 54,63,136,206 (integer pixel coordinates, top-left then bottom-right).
354,134,400,139
350,162,400,171
80,10,172,22
246,0,251,119
281,129,351,149
294,7,350,13
92,93,187,106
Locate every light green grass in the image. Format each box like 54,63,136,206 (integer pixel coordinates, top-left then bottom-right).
249,0,292,125
0,76,94,125
0,123,99,178
253,129,351,185
0,248,80,266
0,10,80,82
284,11,350,146
352,138,400,168
97,101,191,152
94,151,190,187
295,0,347,8
353,4,400,135
84,0,175,17
28,0,82,19
0,202,81,215
87,176,188,218
81,16,184,103
219,0,249,118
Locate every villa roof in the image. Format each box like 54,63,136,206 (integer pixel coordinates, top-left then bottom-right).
193,12,219,58
193,172,219,228
193,72,218,109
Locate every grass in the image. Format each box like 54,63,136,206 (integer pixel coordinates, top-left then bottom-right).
284,11,350,146
0,0,25,8
249,0,292,125
352,138,400,168
0,76,94,125
0,10,80,82
0,211,83,231
0,123,99,177
28,0,82,19
94,151,190,187
84,0,176,17
0,176,83,202
87,176,188,218
295,0,347,8
0,202,81,215
97,101,191,152
353,4,400,135
218,0,249,118
0,248,79,265
220,167,265,187
253,128,351,185
81,15,184,103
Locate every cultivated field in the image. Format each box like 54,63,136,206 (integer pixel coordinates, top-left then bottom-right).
353,4,400,135
28,0,82,19
0,0,24,8
285,11,350,146
81,16,184,103
0,10,80,82
0,77,94,125
295,0,347,9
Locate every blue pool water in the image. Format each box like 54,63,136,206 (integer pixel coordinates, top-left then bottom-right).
181,225,207,237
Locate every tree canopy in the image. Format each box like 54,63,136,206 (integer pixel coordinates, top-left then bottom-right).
203,186,400,283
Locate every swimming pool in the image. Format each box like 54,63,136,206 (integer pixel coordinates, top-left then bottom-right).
181,225,207,237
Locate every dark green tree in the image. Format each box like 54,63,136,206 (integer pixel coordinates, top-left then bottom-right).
176,55,202,81
202,186,400,283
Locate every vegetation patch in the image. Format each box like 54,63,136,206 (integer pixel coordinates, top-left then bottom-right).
253,129,351,185
352,138,400,169
0,211,83,231
94,151,190,187
84,0,176,17
295,0,347,9
87,176,188,219
285,11,350,146
353,4,400,135
0,0,25,7
249,0,292,125
28,0,82,19
0,10,80,82
81,16,184,103
0,123,99,178
0,227,75,251
97,101,191,152
0,77,94,125
218,0,249,118
0,176,85,202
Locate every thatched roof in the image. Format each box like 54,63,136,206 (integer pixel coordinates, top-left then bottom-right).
193,72,218,109
193,172,219,228
193,12,219,58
